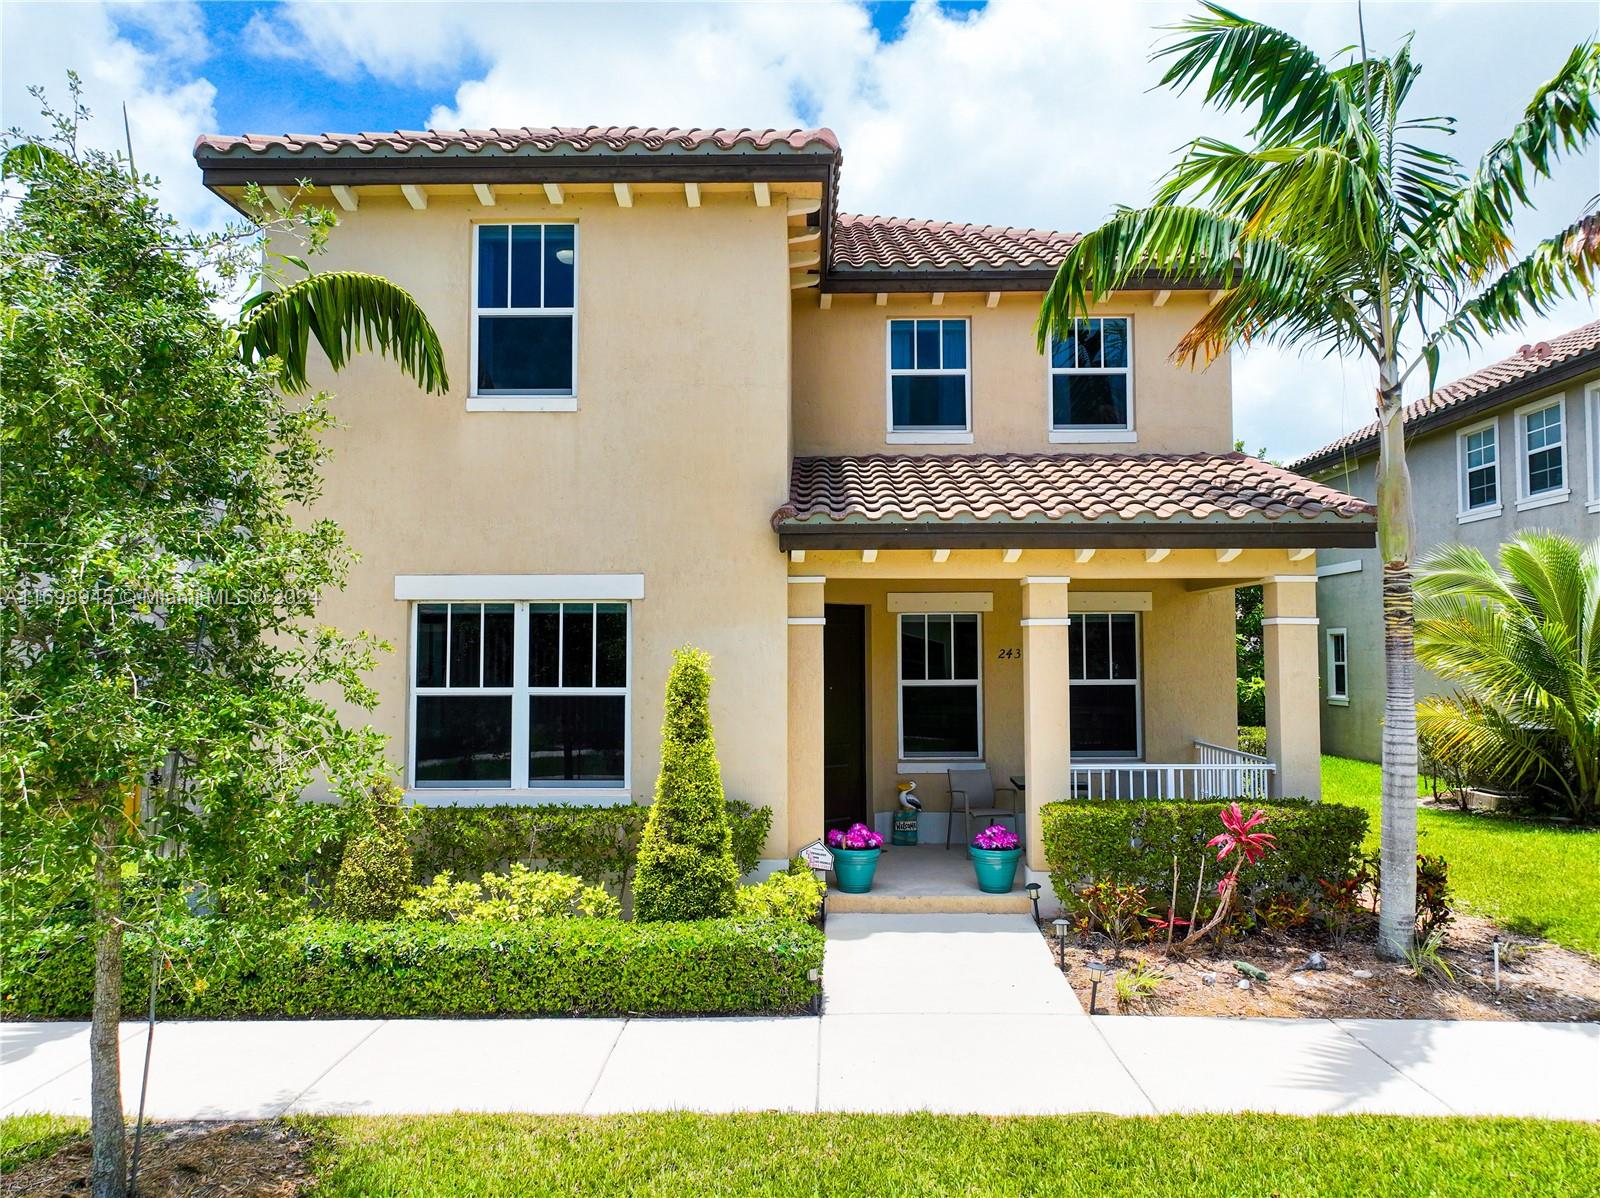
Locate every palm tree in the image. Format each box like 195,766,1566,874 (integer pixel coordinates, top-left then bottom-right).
1415,533,1599,821
1039,4,1600,956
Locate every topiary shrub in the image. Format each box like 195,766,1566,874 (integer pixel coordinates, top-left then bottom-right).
1237,726,1267,757
401,865,620,922
1041,798,1367,920
632,647,740,921
330,777,413,920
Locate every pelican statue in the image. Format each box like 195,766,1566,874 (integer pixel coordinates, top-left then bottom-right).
896,780,923,811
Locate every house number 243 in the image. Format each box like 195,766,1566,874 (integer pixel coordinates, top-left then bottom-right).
996,648,1022,660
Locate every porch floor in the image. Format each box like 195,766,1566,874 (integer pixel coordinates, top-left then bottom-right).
827,845,1031,915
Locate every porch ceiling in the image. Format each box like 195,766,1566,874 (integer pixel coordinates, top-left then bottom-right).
773,452,1376,550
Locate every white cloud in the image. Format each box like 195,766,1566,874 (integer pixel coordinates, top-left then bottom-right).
0,1,225,231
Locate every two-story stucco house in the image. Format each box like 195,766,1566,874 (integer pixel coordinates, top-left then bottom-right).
192,125,1376,884
1289,321,1600,763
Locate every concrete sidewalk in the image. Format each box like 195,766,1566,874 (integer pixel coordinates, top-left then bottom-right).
4,912,1597,1121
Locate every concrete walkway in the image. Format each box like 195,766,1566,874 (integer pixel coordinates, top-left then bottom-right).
4,913,1597,1121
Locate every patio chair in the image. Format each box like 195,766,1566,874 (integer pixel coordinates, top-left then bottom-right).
945,768,1020,850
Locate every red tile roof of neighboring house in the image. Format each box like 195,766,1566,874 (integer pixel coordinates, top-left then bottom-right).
775,452,1373,529
830,213,1079,273
193,126,840,157
1288,318,1600,475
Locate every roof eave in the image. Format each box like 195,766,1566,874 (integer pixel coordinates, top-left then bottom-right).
821,268,1217,294
775,519,1376,551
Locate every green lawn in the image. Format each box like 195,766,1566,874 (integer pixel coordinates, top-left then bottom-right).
0,1114,87,1174
1323,755,1600,956
9,1114,1593,1197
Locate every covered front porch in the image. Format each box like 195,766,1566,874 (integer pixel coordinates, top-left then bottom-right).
774,450,1375,887
785,555,1325,880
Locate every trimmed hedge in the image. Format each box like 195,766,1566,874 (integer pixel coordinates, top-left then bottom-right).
1237,726,1267,757
409,800,772,890
1041,798,1367,915
1,916,823,1019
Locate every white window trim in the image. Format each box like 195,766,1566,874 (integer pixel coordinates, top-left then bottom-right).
885,318,972,441
395,574,645,602
1326,627,1349,705
406,599,631,799
1069,610,1143,760
895,611,984,764
1514,394,1570,509
1047,315,1135,439
469,221,579,409
1586,382,1600,513
1455,416,1502,522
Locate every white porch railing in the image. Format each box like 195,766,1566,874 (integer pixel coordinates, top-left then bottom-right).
1069,740,1274,801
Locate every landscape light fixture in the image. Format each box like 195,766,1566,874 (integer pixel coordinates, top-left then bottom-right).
1086,959,1108,1015
1052,918,1071,968
1492,940,1502,997
1025,882,1042,922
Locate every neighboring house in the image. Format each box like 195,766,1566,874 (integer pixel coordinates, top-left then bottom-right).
1288,321,1600,763
192,125,1374,881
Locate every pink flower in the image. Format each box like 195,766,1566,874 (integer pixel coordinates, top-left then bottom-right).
1206,803,1277,866
836,822,883,850
972,824,1020,851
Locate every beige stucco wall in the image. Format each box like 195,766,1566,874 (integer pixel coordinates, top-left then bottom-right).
286,188,794,853
790,291,1233,456
797,550,1245,835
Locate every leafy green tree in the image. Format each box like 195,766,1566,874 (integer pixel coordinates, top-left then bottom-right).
633,647,740,921
1,87,445,1198
1415,532,1599,822
1039,4,1600,956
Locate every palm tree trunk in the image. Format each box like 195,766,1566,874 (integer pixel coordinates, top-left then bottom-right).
1375,383,1418,960
90,801,128,1198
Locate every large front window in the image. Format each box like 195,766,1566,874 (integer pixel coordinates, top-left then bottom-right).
412,600,628,790
472,223,577,400
1050,317,1132,437
887,318,970,437
1069,611,1140,756
898,612,982,759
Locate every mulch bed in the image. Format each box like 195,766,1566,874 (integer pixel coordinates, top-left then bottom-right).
1,1121,313,1198
1041,912,1600,1021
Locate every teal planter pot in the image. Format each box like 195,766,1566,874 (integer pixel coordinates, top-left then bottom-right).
832,848,881,894
969,846,1023,894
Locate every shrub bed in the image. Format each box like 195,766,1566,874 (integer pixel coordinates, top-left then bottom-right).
1041,798,1367,916
2,915,823,1019
409,800,772,889
1236,726,1267,757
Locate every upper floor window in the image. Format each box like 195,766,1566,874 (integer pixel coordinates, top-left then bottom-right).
472,223,577,408
1586,383,1600,513
1457,419,1499,519
887,318,970,442
1050,317,1132,441
898,612,982,759
411,599,628,792
1515,397,1566,507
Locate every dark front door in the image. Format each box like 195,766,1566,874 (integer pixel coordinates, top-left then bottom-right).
823,603,868,830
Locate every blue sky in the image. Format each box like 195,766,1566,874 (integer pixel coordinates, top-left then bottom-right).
3,0,1596,460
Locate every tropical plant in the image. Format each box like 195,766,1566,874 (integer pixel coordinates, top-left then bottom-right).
1114,959,1168,1012
1039,4,1600,957
1415,533,1599,821
1073,880,1155,950
1405,928,1456,984
1,85,446,1198
1413,853,1454,940
632,648,742,921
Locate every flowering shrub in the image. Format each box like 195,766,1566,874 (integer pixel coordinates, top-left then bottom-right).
972,824,1021,851
828,823,883,851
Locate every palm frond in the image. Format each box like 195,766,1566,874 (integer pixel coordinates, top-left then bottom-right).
1420,41,1600,279
1154,3,1359,145
239,270,450,395
1426,213,1600,351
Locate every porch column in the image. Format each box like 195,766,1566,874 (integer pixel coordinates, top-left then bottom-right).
1021,577,1072,873
1262,577,1322,800
786,577,826,853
